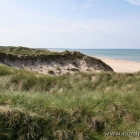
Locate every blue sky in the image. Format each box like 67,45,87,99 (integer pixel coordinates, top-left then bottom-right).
0,0,140,49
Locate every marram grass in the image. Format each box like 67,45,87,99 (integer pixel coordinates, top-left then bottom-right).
0,64,140,140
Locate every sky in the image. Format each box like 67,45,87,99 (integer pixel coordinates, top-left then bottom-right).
0,0,140,49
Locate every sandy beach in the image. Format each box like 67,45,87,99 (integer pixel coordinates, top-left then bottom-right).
99,57,140,73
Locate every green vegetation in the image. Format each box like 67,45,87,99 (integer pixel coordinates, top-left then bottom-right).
0,46,83,57
0,46,57,55
0,64,140,140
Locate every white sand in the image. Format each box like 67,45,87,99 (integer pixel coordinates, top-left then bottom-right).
98,57,140,73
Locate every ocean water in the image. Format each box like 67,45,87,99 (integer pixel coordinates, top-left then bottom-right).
48,49,140,63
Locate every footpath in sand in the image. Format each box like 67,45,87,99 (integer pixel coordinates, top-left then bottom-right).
99,57,140,73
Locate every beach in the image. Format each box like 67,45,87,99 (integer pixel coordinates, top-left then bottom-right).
99,57,140,73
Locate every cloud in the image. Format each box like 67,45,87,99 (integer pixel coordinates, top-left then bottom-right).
126,0,140,5
86,37,93,41
86,37,101,41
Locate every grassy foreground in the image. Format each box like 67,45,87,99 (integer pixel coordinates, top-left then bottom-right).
0,64,140,140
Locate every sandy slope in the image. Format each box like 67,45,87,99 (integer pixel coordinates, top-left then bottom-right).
99,57,140,73
0,53,113,75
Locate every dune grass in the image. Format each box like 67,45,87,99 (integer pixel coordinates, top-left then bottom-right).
0,46,83,57
0,46,51,55
0,64,140,139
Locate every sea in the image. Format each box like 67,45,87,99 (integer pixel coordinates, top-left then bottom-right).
48,49,140,63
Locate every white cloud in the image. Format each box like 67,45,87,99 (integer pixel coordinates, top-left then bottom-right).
126,0,140,5
86,37,93,41
86,37,101,41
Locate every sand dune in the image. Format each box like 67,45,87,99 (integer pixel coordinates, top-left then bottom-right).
0,52,113,75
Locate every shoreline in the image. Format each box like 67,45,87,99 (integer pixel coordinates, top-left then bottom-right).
97,57,140,73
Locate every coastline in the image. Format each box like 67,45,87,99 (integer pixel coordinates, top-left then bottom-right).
97,57,140,73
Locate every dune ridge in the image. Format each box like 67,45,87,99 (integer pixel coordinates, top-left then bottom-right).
0,51,113,75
